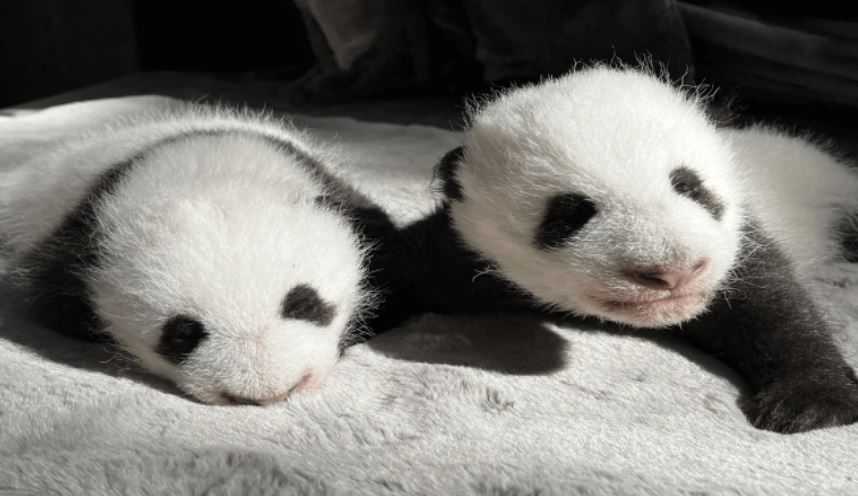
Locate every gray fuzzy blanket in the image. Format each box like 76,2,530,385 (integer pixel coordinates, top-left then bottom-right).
1,97,857,496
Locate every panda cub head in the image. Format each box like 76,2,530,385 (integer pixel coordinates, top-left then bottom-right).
88,136,370,405
440,66,744,328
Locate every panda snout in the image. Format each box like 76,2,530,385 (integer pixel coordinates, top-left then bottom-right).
623,258,709,291
219,371,315,406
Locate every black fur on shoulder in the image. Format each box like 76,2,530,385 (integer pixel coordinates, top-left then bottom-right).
21,160,136,341
363,207,541,334
681,219,858,433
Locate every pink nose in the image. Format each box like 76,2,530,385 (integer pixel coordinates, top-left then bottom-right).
625,258,709,290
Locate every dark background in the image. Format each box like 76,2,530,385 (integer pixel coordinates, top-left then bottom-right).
1,0,856,144
0,0,313,106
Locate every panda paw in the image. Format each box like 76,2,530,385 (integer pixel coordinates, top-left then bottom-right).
752,367,858,433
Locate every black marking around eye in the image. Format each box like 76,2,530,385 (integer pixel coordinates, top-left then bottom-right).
669,166,725,220
281,284,336,327
158,315,209,364
535,193,598,249
434,146,465,202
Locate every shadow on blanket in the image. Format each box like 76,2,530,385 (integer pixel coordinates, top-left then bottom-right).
368,310,764,424
0,281,183,397
575,320,755,421
368,313,569,375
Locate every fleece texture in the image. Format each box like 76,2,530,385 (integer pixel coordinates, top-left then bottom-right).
1,97,857,496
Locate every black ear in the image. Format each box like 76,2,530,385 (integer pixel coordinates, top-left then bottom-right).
703,92,740,129
433,146,465,202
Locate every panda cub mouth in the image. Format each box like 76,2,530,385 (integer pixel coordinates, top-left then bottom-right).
590,290,711,327
599,291,704,310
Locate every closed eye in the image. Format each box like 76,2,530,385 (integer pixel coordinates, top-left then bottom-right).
535,193,597,249
158,315,208,364
669,166,724,220
281,284,335,327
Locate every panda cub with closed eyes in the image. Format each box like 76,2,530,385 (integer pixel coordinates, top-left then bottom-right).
0,100,390,405
425,66,858,433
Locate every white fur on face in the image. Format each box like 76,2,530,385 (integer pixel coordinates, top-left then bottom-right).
87,137,367,404
450,67,744,328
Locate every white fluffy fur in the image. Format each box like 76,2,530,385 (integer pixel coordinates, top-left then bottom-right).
726,125,858,274
450,66,858,328
0,102,368,404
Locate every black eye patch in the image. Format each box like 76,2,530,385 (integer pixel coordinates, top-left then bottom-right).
281,284,335,327
535,193,598,249
158,315,208,364
669,166,724,220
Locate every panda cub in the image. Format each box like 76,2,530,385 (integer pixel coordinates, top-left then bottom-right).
432,66,858,433
0,100,389,406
